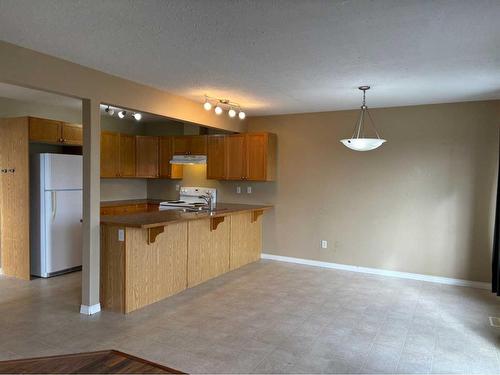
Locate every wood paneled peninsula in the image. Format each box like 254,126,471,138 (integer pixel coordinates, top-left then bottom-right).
100,202,271,313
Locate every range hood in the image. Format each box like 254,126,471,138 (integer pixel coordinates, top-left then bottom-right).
170,155,207,165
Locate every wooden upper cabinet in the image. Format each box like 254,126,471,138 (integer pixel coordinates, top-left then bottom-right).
28,117,83,145
189,135,207,155
119,134,136,177
29,117,62,144
159,136,182,179
136,136,159,178
61,123,83,145
223,132,276,181
246,133,275,181
225,134,247,180
172,136,189,155
207,135,226,180
173,135,207,155
101,132,120,178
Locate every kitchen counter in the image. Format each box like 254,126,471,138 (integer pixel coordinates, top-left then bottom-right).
100,201,272,313
100,202,272,228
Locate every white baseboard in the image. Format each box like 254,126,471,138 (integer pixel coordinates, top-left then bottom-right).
80,303,101,315
261,253,490,290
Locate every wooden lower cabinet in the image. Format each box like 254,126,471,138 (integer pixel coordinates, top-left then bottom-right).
100,210,264,313
100,203,154,216
230,212,262,270
187,218,230,288
101,223,188,313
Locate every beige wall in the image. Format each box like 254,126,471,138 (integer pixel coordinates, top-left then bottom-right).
155,101,500,283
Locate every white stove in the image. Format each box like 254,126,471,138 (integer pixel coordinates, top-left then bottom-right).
159,187,217,211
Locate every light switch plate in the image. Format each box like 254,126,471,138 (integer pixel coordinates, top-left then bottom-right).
247,186,252,194
321,240,328,249
236,186,241,194
118,229,125,242
175,184,180,191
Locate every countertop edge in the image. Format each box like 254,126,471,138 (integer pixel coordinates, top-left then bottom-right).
100,205,273,229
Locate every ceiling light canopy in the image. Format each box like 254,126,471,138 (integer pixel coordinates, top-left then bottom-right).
340,86,386,151
202,95,246,120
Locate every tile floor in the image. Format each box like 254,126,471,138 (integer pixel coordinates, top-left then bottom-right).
1,260,499,374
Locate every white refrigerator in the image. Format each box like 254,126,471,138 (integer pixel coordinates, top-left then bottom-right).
30,153,83,278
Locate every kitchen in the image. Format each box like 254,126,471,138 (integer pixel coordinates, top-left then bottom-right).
1,2,499,373
0,85,276,314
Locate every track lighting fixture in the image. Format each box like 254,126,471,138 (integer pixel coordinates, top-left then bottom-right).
118,110,126,119
133,112,142,121
202,95,246,120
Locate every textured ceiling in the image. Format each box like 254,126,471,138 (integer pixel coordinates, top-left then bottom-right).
0,0,499,116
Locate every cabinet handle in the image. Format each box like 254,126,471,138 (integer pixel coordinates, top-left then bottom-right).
8,168,15,173
1,169,7,173
59,137,64,143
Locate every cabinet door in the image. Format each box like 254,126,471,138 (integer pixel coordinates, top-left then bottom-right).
189,135,207,155
207,135,226,180
61,123,83,145
101,132,120,178
225,134,247,180
230,212,262,270
246,133,268,181
159,136,183,179
119,134,136,177
172,136,190,155
136,136,159,178
29,117,61,143
0,118,30,280
187,218,230,287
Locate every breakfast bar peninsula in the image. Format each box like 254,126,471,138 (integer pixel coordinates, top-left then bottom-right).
100,203,271,313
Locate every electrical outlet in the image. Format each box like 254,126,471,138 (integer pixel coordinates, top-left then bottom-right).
236,186,241,194
247,186,252,194
118,229,125,242
321,240,328,249
175,184,180,191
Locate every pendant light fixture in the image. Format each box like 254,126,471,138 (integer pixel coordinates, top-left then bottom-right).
340,86,386,151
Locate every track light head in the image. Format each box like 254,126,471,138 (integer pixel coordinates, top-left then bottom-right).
105,106,115,116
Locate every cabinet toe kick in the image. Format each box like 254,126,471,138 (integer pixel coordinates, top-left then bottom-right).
147,226,165,244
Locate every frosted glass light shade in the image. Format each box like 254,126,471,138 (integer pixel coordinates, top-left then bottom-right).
340,138,386,151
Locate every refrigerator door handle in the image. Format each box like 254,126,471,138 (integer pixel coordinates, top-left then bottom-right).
51,191,57,220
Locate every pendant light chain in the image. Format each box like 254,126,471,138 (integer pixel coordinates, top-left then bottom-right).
351,86,381,140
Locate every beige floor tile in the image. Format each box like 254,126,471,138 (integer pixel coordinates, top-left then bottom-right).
1,261,499,374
